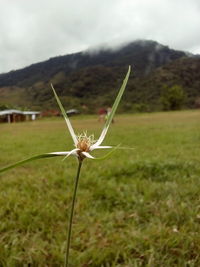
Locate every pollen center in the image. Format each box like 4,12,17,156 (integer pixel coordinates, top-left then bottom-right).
76,132,95,152
77,139,90,152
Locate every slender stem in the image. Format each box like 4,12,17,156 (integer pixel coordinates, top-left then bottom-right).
65,160,82,267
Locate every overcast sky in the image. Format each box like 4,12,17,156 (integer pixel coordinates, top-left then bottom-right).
0,0,200,73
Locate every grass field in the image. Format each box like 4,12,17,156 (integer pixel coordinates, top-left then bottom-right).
0,110,200,266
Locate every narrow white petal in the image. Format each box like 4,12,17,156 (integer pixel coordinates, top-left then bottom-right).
92,127,107,148
63,117,78,145
62,148,79,161
93,66,131,147
81,152,95,159
90,145,112,151
49,151,71,156
51,84,78,145
87,146,119,161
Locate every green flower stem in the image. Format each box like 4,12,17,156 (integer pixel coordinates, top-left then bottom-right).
65,160,82,267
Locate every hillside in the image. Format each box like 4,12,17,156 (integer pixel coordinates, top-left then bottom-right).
0,40,199,112
125,57,200,111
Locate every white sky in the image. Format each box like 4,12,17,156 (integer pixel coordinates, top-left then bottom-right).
0,0,200,73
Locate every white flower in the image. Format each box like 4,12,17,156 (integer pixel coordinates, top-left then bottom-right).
0,66,131,172
50,66,131,161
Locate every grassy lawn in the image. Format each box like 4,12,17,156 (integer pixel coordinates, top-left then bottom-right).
0,110,200,266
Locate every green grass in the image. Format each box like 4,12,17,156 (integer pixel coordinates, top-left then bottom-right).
0,110,200,266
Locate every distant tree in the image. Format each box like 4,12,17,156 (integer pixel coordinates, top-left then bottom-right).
161,85,186,110
0,104,10,110
194,97,200,109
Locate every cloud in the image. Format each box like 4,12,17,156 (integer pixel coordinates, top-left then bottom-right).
0,0,200,73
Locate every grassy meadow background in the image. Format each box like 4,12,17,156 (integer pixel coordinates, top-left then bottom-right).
0,110,200,266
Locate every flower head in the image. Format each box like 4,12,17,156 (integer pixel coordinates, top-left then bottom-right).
74,132,96,160
76,132,95,152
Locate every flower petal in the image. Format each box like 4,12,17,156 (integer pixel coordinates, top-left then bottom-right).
51,84,78,145
90,145,112,151
81,152,95,159
93,66,131,147
62,148,80,161
85,146,120,160
0,152,67,173
49,151,72,155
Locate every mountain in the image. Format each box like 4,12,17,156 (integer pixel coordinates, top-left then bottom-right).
0,40,199,112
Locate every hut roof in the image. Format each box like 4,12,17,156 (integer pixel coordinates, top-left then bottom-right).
0,110,40,116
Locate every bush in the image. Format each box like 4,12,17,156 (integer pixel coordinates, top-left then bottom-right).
161,85,187,110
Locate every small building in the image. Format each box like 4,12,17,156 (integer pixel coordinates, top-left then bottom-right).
66,109,79,116
0,109,40,123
